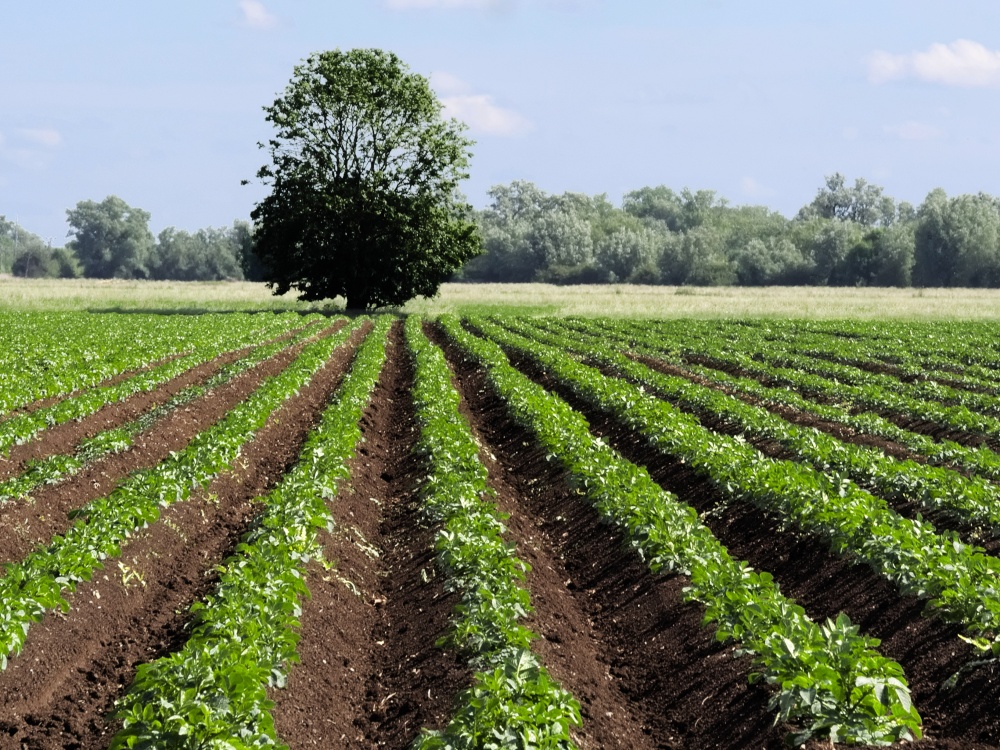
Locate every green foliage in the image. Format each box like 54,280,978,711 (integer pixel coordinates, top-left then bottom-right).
406,316,581,749
112,317,392,749
0,313,312,455
443,315,921,744
250,49,481,310
151,225,245,281
0,320,361,673
0,321,323,505
66,195,155,279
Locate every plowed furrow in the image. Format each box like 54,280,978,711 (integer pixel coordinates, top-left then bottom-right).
271,321,467,749
0,322,362,750
435,324,789,750
502,343,1000,749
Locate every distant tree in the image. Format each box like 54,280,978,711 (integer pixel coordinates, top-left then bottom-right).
594,227,660,282
914,189,1000,286
66,196,154,279
249,48,480,310
12,243,58,278
232,220,267,282
733,237,813,285
150,226,244,281
798,173,896,227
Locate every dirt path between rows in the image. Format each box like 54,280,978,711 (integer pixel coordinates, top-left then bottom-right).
0,352,184,425
683,353,1000,452
622,354,998,553
0,321,364,750
0,322,342,570
271,321,468,749
435,324,793,750
499,340,1000,750
0,323,317,485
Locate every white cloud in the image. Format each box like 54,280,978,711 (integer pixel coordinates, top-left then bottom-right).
740,176,775,199
430,71,472,95
240,0,277,29
883,121,944,141
433,72,531,136
441,94,532,136
868,39,1000,87
17,128,61,148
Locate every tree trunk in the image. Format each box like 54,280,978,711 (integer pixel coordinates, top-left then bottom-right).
345,291,369,311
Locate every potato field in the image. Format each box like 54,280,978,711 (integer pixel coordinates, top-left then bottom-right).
3,310,1000,749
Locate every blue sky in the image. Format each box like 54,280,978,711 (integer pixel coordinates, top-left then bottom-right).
3,1,1000,243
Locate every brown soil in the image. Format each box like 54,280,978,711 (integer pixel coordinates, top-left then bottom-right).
271,321,469,749
433,323,793,750
0,322,344,569
498,339,1000,750
634,354,927,463
625,354,997,552
683,353,1000,452
0,352,182,424
0,323,319,484
0,321,363,750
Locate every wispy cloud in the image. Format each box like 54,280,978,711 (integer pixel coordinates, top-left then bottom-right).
432,72,531,136
240,0,277,29
883,121,944,141
741,176,775,199
17,128,62,148
442,95,531,136
869,39,1000,87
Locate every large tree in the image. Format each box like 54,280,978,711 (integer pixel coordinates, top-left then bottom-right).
249,49,480,310
66,196,154,279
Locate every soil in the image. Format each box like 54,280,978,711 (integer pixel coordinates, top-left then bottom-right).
0,322,343,568
625,354,997,553
683,353,1000,452
0,323,319,484
495,335,1000,750
432,322,794,750
0,321,361,750
271,321,469,749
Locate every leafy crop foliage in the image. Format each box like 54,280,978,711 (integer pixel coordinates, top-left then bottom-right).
0,321,325,505
441,316,921,745
473,317,1000,679
0,320,362,672
112,316,392,748
405,315,582,749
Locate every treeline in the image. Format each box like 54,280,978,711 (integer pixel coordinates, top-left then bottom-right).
7,175,1000,287
0,196,259,281
458,175,1000,287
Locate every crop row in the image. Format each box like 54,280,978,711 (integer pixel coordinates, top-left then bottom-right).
610,317,1000,440
404,315,582,749
0,315,325,457
469,318,1000,661
0,321,328,506
0,318,364,670
560,317,1000,482
0,311,313,418
111,316,392,748
443,316,921,744
505,316,1000,533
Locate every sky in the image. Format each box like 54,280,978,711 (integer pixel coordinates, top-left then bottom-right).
4,1,1000,244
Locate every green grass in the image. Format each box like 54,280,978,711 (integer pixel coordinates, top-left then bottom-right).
3,277,1000,319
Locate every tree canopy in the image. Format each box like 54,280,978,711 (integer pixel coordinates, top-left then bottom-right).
249,48,481,310
66,196,154,279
